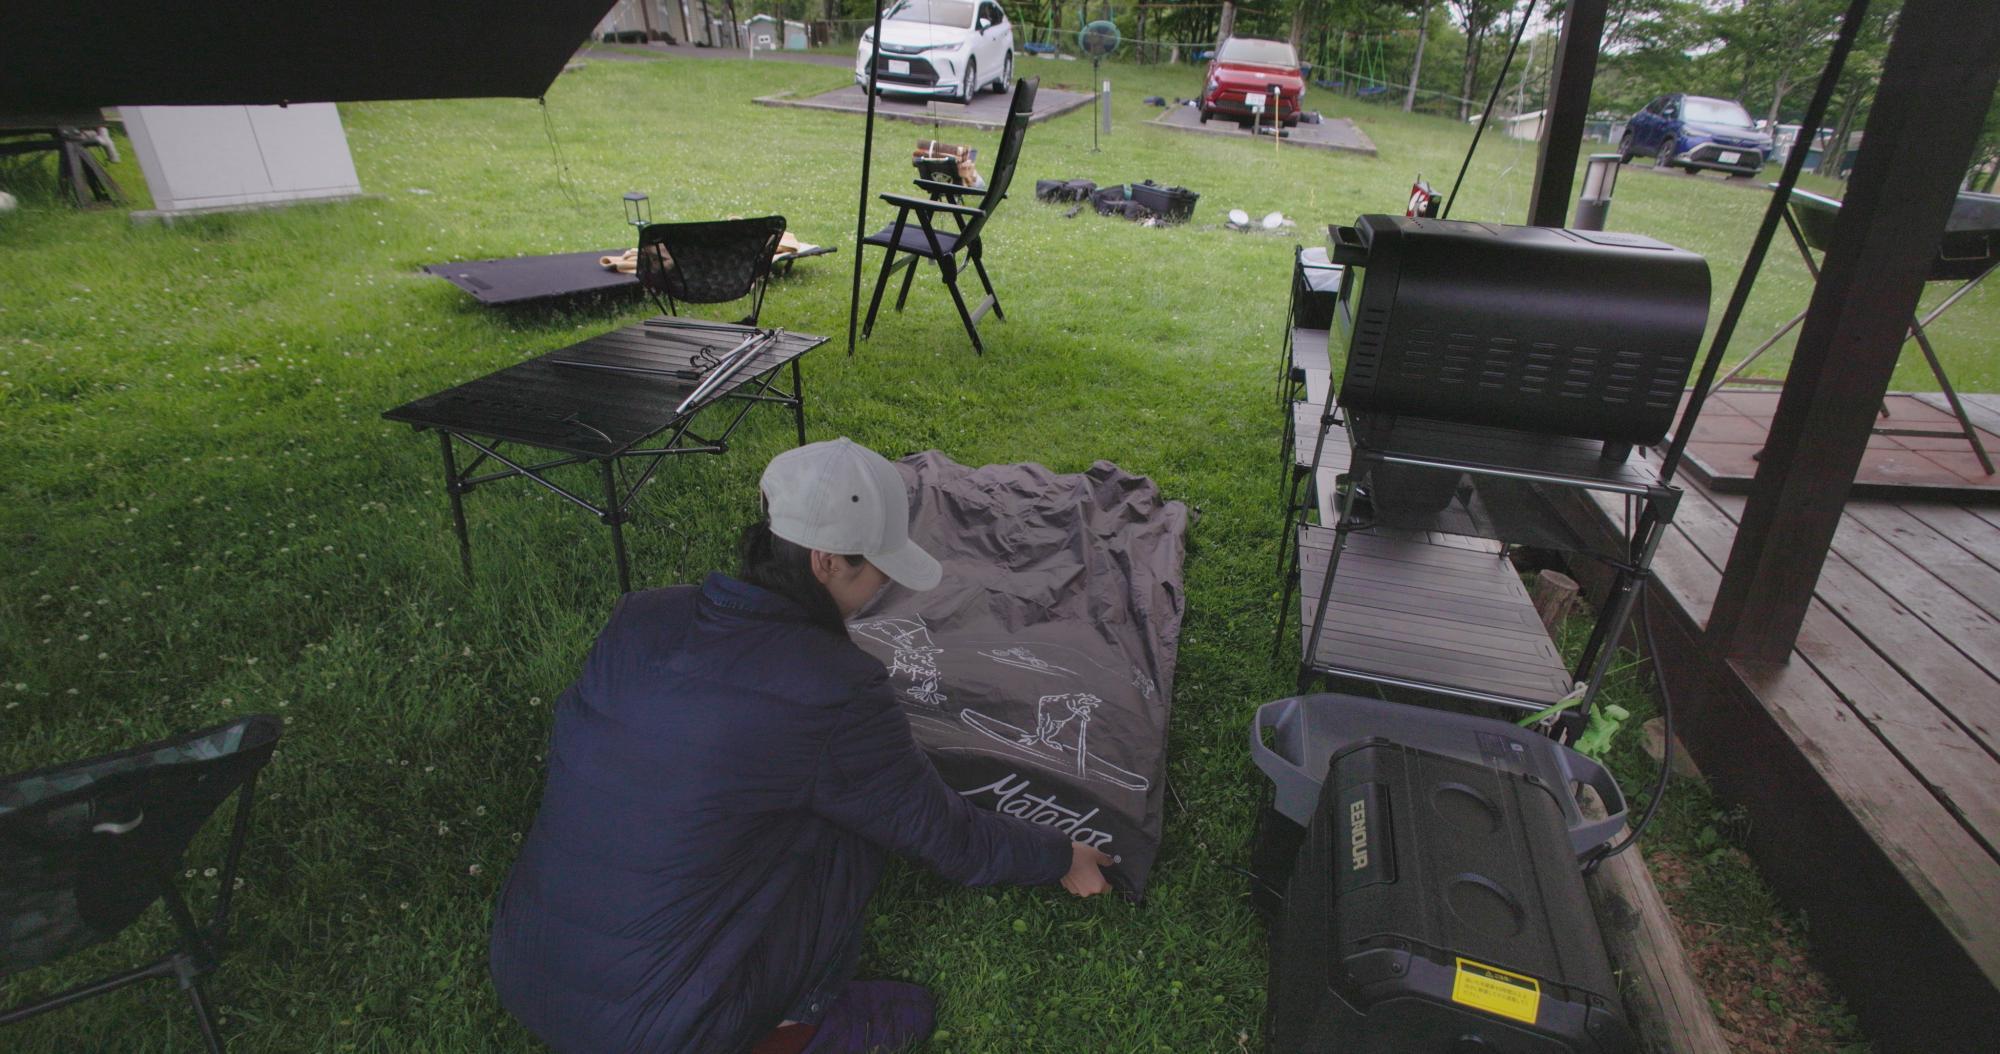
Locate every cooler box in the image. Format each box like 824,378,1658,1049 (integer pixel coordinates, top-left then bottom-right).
1249,694,1627,914
1251,694,1633,1054
1292,247,1344,330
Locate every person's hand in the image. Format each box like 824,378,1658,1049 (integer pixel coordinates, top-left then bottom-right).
1062,842,1114,897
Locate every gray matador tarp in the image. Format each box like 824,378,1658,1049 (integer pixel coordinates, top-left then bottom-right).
848,451,1189,897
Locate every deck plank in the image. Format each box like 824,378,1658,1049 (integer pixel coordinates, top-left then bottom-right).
1894,500,2000,579
1790,607,2000,861
1731,656,2000,986
1829,509,2000,681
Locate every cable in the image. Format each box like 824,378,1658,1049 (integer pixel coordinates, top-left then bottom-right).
538,97,586,210
1653,0,1870,491
1582,584,1673,875
1440,0,1538,221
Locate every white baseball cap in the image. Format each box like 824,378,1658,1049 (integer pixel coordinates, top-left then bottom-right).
760,438,942,591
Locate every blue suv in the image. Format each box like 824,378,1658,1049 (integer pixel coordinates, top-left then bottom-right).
1620,94,1772,177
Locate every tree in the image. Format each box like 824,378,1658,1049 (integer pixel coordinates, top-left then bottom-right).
1814,0,1900,178
1715,0,1843,129
1450,0,1509,119
1405,0,1434,112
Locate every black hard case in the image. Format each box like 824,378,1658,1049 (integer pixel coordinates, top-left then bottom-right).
1128,180,1199,223
1329,216,1710,450
1248,694,1627,918
1264,737,1633,1054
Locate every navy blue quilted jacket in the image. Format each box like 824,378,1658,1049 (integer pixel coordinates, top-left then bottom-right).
489,574,1073,1053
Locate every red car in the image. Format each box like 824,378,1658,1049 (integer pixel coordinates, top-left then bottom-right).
1199,36,1304,128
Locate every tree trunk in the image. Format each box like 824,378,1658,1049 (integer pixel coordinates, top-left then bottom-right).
1816,90,1862,178
1983,161,1999,194
1767,68,1792,130
1405,0,1431,113
1219,1,1237,43
1459,27,1484,121
1136,6,1148,63
1289,2,1310,51
722,0,739,49
696,0,711,46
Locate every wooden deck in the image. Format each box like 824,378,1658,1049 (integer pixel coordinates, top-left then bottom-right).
1572,456,2000,1052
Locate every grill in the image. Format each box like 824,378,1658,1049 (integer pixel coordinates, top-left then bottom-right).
1329,215,1711,460
871,54,939,86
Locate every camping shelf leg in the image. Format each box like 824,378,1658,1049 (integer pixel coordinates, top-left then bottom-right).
1296,468,1362,690
600,459,632,594
438,431,474,585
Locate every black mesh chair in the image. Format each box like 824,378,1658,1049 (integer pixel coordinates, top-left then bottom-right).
1,715,282,1053
636,215,789,325
861,78,1038,355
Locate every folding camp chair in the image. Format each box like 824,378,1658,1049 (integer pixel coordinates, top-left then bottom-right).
1715,185,1996,474
1,715,282,1053
637,216,789,325
861,78,1038,355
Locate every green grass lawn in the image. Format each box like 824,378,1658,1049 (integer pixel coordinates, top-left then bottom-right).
0,51,1944,1051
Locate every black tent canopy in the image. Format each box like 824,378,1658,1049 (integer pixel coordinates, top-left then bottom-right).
1,2,618,112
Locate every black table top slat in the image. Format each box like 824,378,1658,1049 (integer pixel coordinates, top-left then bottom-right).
383,318,826,457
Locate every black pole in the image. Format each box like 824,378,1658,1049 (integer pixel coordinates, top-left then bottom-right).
1441,0,1536,220
1654,0,1869,489
847,2,887,355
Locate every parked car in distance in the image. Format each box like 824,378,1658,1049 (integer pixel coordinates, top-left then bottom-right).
1199,36,1304,128
855,0,1014,104
1620,94,1773,177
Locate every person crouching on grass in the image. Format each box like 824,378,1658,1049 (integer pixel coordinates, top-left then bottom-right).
489,437,1114,1054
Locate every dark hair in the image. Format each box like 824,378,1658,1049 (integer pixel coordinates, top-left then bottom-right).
736,519,864,635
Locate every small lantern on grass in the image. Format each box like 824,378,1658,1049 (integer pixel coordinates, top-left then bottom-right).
1574,155,1621,231
624,191,651,232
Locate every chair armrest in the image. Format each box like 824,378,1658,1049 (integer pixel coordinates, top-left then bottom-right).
913,178,987,198
879,192,984,218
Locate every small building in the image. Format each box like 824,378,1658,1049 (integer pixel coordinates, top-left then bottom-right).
1501,109,1545,141
740,14,807,50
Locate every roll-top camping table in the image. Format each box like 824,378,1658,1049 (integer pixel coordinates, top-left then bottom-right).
384,317,827,591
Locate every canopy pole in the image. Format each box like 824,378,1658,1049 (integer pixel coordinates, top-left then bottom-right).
847,2,887,356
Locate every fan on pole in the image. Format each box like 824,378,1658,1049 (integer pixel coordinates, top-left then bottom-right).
1079,19,1120,152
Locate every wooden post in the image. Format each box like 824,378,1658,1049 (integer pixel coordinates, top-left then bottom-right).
1525,0,1605,227
1584,826,1734,1054
1708,0,2000,664
1531,569,1582,633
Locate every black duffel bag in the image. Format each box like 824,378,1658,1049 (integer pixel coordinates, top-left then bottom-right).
1035,178,1098,203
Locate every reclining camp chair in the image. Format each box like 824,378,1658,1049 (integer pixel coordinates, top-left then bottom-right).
637,216,789,325
862,78,1038,355
1,715,282,1052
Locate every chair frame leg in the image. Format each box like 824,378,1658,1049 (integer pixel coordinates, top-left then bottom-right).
863,249,901,339
938,258,985,355
893,248,921,311
968,245,1004,323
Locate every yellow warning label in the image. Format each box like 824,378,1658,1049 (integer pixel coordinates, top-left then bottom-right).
1451,957,1541,1025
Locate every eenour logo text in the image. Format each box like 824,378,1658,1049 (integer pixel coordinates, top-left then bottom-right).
961,773,1115,849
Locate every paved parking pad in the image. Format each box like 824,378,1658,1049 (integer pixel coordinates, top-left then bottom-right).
756,83,1094,131
1148,104,1377,156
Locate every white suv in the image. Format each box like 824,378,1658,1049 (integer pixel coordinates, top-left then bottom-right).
855,0,1015,103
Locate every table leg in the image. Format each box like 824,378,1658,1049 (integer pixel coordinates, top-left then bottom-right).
791,359,807,446
601,459,632,593
438,432,474,584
